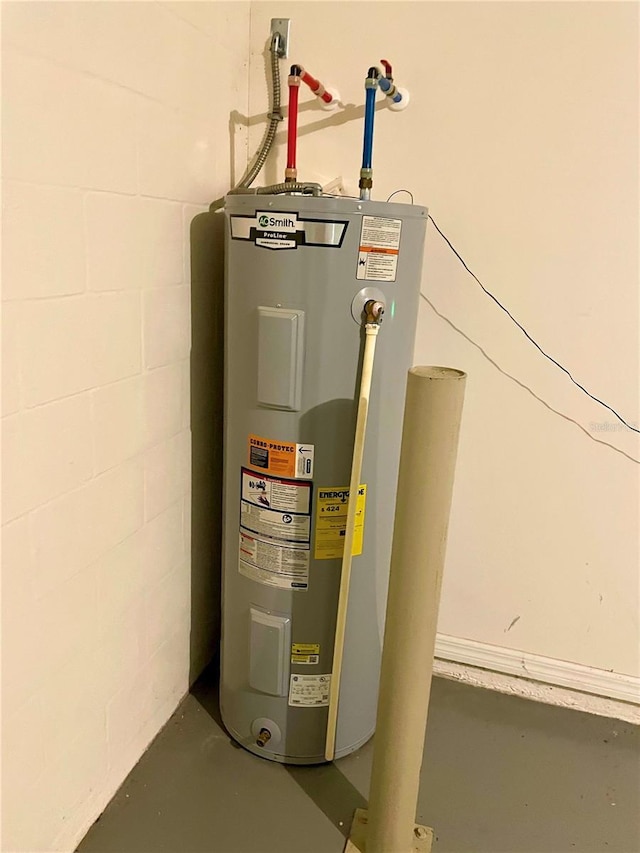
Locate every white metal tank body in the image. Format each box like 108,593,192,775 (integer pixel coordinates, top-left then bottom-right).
221,193,427,763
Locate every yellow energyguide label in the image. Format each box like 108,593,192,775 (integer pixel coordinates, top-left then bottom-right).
291,643,320,664
314,485,367,560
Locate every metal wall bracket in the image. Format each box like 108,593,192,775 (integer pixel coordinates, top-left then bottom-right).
345,809,433,853
270,18,290,58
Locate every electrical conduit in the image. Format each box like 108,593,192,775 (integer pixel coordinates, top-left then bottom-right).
325,300,385,762
236,33,283,189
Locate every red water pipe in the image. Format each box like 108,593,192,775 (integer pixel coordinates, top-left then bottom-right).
300,67,334,105
286,66,301,181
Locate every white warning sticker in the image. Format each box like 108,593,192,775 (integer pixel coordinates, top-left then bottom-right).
288,673,332,707
241,502,310,543
241,469,311,515
356,215,402,282
239,468,312,590
239,532,310,590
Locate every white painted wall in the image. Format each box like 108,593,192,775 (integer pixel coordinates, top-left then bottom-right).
1,3,249,850
1,5,637,849
248,3,639,682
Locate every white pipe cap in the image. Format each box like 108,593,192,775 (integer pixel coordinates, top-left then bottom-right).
388,87,410,112
321,87,341,111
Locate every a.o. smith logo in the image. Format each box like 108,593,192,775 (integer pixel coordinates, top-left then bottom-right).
230,210,349,251
257,214,296,230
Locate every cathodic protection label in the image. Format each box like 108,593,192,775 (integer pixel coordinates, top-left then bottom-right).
356,215,402,282
248,434,314,480
314,485,367,560
238,468,312,590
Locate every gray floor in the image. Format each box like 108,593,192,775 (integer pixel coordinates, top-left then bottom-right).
78,670,640,853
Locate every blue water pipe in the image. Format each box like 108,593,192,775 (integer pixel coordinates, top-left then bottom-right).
362,74,377,170
378,59,409,111
360,68,379,200
378,75,403,105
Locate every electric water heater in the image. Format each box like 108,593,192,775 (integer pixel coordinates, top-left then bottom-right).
220,192,427,763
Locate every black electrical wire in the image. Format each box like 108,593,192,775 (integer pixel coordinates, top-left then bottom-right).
387,189,414,204
428,214,639,434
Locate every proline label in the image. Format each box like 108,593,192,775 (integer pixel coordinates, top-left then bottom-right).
230,211,348,251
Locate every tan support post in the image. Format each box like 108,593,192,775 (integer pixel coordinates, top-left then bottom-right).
347,366,466,853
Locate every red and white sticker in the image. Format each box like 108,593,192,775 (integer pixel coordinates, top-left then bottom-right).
239,532,310,590
356,215,402,282
238,468,312,590
241,468,311,514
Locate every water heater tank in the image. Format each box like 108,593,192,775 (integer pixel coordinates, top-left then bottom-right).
221,193,427,763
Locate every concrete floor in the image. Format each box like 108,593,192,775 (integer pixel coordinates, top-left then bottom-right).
78,669,640,853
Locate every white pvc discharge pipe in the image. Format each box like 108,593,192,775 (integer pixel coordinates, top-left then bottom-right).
326,308,383,762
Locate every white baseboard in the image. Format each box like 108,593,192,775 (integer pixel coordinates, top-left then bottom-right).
434,634,640,725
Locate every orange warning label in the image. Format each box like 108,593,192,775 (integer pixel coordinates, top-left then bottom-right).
357,246,399,255
248,434,314,479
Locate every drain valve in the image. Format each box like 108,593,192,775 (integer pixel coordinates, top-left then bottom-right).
256,728,272,748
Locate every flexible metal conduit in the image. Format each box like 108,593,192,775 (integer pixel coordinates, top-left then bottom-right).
236,34,283,189
228,182,323,197
257,182,322,195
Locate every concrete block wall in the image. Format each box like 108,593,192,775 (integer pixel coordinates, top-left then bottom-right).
1,3,249,850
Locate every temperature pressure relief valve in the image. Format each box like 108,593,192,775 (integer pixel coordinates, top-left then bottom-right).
364,299,385,326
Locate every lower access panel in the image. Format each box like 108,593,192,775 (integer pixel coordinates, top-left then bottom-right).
249,608,291,696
